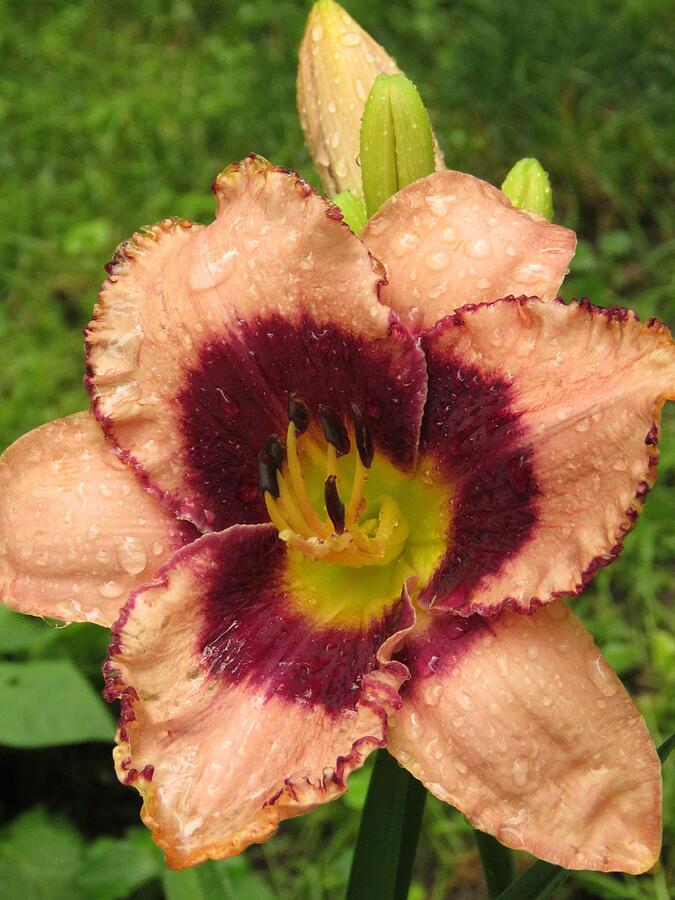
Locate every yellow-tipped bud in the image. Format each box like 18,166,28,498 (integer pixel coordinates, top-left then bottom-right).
297,0,443,199
501,157,554,221
360,74,435,217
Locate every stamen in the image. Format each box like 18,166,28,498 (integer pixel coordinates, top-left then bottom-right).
264,435,285,470
287,421,331,537
264,492,291,533
318,405,351,456
277,472,314,538
324,475,346,534
350,403,374,468
288,393,310,435
257,450,280,498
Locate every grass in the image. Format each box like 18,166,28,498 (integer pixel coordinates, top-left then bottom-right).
0,0,673,897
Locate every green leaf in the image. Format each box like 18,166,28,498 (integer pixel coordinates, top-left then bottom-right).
475,831,516,897
0,808,85,900
74,829,163,900
0,660,114,747
495,860,568,900
163,857,275,900
658,731,675,762
346,749,427,900
0,606,56,654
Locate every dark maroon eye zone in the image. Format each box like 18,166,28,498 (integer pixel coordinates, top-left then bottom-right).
176,313,426,531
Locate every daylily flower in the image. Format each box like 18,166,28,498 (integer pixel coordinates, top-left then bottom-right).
1,155,674,874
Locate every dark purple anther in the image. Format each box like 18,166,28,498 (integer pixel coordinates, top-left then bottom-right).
319,405,351,456
288,393,311,434
350,402,374,469
324,475,346,534
264,435,285,470
257,450,280,498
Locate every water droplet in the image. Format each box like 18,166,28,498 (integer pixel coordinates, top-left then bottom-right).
354,78,367,101
99,483,113,498
476,277,492,290
542,695,552,707
151,541,164,556
425,251,449,271
586,652,618,697
216,388,240,417
312,24,324,41
99,580,124,599
391,232,418,256
116,536,147,575
466,238,492,259
341,32,360,46
512,758,529,788
575,417,591,432
237,481,259,504
457,690,473,710
527,645,540,660
327,100,337,114
513,262,549,285
330,133,341,149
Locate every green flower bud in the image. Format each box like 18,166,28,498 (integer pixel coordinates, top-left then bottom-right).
360,74,435,218
332,191,367,234
501,157,554,221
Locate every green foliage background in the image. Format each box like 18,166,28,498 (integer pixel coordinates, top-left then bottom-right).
0,0,673,897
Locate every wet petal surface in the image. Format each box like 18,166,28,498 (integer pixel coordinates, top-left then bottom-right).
421,298,675,614
105,525,410,867
390,601,662,874
0,412,194,626
86,156,427,533
362,170,576,332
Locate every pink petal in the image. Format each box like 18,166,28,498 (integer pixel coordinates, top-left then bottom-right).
86,155,427,533
105,525,410,867
390,602,661,874
0,412,195,626
420,298,675,615
362,170,576,332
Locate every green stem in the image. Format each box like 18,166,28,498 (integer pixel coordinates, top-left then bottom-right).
346,749,427,900
474,831,516,898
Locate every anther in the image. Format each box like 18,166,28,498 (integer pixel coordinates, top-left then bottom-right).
257,450,280,498
324,475,346,534
318,405,351,456
264,435,285,470
288,394,310,434
350,403,374,468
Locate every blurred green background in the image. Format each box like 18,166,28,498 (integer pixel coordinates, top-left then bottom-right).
0,0,673,897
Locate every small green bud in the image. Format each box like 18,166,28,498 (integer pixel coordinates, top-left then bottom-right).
501,157,554,221
332,191,368,233
360,74,435,218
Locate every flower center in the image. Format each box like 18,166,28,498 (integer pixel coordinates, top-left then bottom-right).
258,396,410,568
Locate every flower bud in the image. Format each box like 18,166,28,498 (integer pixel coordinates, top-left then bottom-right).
332,191,367,233
360,74,435,217
501,157,554,221
297,0,443,199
